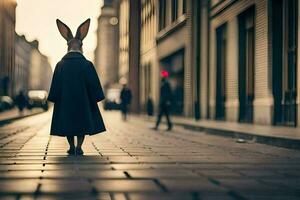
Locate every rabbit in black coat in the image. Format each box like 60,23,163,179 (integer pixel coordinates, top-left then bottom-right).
48,19,106,155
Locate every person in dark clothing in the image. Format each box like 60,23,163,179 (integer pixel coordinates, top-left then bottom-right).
15,91,27,114
120,84,132,121
154,78,173,131
147,97,154,116
48,19,106,156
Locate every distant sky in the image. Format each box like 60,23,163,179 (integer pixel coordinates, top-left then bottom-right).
16,0,103,70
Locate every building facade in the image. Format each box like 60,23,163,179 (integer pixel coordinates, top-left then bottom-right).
94,0,119,90
118,0,141,112
156,0,194,116
140,0,159,112
139,0,196,116
202,0,299,127
0,0,16,96
119,0,130,81
28,40,52,92
14,34,32,96
136,0,300,128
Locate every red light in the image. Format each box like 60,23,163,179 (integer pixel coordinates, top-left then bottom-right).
161,70,169,77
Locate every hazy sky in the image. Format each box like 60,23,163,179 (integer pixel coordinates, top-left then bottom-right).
16,0,103,70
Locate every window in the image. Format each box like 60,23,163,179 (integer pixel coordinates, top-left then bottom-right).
172,0,178,22
182,0,186,14
159,0,166,30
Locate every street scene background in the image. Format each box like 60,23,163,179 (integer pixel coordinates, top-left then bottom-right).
0,0,300,199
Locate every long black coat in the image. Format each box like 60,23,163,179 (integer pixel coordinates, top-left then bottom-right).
159,80,172,108
48,52,106,136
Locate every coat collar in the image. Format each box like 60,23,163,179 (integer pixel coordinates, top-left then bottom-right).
62,51,86,60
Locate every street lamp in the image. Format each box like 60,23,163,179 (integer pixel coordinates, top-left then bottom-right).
109,17,118,26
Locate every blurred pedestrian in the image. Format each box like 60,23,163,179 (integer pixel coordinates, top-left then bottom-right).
15,90,27,114
154,77,173,131
120,84,132,121
147,97,154,116
48,19,106,156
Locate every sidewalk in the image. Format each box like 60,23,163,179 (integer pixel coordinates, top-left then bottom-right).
0,111,300,199
140,115,300,150
0,108,45,126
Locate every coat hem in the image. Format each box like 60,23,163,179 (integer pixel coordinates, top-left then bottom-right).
50,130,106,137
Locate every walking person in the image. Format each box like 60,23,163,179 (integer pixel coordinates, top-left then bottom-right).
15,90,27,115
120,84,132,121
48,19,106,156
154,77,173,131
147,97,154,116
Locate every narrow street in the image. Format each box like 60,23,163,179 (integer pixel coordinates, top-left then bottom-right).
0,110,299,200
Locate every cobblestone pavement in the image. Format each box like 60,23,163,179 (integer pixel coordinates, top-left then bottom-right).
0,110,300,200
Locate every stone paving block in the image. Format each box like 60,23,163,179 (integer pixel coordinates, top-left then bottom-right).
17,150,45,153
127,152,157,156
39,181,92,194
112,193,127,200
159,178,228,194
9,160,46,164
21,147,45,152
45,153,73,156
201,195,235,200
127,169,197,178
43,160,76,164
0,164,43,171
101,152,129,156
71,155,103,160
0,180,38,194
0,160,20,164
110,164,151,170
168,156,211,162
147,163,186,169
128,192,195,200
77,170,127,179
196,169,243,178
181,163,228,170
221,164,260,170
76,164,113,170
17,153,45,156
9,156,45,160
92,180,161,192
135,156,172,163
107,157,139,163
43,164,76,170
0,195,16,200
0,154,16,158
44,156,78,161
237,169,284,178
97,149,125,153
261,178,300,190
0,170,43,179
218,179,295,195
75,157,109,162
20,194,105,200
278,169,300,177
246,196,300,200
41,170,77,179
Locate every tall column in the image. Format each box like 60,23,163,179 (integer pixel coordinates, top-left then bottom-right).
128,0,141,113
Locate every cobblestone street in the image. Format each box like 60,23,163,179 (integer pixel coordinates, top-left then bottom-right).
0,110,300,200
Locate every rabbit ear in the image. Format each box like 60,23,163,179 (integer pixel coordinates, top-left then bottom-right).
56,19,73,41
75,18,90,41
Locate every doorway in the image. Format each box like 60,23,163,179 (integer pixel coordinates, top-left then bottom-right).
272,0,298,126
160,49,184,115
238,7,255,123
215,24,227,120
